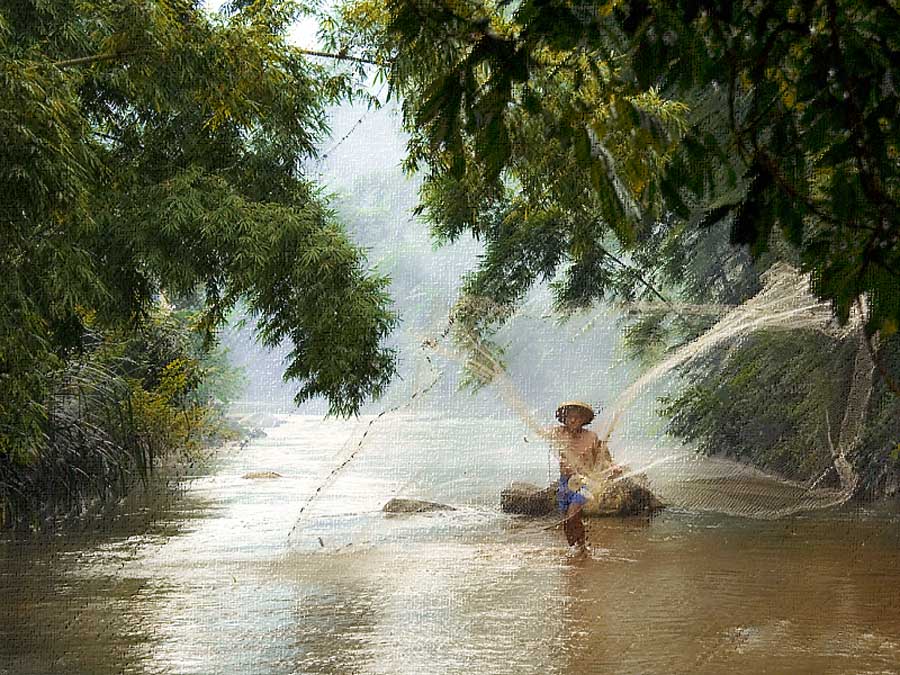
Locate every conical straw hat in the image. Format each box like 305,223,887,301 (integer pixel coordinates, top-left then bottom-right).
555,400,595,423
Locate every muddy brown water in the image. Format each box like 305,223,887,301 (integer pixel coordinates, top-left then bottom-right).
1,415,898,674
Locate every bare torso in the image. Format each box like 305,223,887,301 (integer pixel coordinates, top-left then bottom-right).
549,425,612,477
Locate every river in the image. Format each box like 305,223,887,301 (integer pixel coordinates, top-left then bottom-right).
2,414,899,674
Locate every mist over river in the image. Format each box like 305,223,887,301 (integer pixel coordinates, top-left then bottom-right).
2,414,899,675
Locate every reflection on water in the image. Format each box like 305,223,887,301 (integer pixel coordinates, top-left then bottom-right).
1,415,899,674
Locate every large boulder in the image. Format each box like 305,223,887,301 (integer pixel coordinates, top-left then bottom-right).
500,478,664,517
500,482,557,516
382,498,456,514
584,478,664,516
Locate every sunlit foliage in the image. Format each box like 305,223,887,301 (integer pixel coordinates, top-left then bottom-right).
331,0,899,335
1,0,398,456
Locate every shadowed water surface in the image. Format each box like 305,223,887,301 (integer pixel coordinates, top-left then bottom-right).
1,415,899,674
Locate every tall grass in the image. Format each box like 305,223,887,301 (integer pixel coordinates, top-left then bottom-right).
0,310,243,531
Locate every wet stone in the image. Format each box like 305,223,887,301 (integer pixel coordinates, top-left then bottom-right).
382,498,456,513
500,482,556,516
242,471,283,479
500,478,664,517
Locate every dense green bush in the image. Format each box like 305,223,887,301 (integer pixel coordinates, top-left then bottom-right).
855,338,900,497
661,330,850,481
0,306,244,530
662,330,900,492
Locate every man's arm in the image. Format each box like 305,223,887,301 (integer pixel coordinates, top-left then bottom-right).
545,426,572,474
594,438,618,473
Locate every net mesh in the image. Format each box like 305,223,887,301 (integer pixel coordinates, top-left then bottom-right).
251,104,878,537
283,261,871,540
419,263,868,522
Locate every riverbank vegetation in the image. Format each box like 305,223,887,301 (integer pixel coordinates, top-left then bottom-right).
1,0,397,528
0,305,244,529
4,0,899,525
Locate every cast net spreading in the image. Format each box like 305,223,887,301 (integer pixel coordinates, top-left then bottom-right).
415,263,870,522
275,259,872,544
218,106,878,540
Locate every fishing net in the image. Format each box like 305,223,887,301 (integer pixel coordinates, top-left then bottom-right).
217,104,877,539
410,262,869,522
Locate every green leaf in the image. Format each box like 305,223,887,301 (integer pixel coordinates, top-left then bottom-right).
574,126,592,166
591,159,633,246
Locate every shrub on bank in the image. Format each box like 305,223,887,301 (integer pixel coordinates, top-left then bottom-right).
662,330,900,497
0,305,244,531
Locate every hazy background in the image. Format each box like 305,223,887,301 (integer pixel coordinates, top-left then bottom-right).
220,101,664,445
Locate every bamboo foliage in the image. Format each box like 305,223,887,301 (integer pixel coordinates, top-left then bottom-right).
333,0,899,334
0,308,242,529
1,0,399,460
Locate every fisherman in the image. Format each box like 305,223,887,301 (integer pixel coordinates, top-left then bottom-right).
550,401,620,555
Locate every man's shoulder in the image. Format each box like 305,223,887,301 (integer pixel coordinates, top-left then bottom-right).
584,428,599,441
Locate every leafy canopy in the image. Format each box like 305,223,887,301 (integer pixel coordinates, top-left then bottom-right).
330,0,900,335
324,0,900,493
1,0,397,453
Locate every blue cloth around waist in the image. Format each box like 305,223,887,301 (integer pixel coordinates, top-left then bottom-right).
557,474,589,512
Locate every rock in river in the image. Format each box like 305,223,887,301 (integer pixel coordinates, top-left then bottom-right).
500,478,664,517
242,471,282,479
382,498,456,514
499,482,557,516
